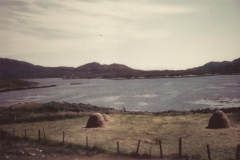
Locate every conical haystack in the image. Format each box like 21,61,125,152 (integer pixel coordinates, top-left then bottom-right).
102,114,111,122
86,113,105,128
206,110,231,129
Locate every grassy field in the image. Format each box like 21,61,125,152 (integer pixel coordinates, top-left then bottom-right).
0,112,239,160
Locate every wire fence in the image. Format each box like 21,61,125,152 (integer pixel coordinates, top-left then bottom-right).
207,144,240,160
4,127,240,160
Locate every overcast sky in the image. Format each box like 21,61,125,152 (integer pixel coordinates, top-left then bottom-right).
0,0,240,70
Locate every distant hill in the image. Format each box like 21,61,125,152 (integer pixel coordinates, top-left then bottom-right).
73,62,142,78
0,58,74,79
185,58,240,75
0,57,239,79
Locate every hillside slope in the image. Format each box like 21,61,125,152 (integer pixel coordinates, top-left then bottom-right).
0,58,239,79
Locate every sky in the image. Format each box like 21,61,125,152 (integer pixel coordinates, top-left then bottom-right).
0,0,240,70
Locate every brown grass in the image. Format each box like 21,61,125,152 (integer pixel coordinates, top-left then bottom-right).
0,112,239,160
102,114,111,122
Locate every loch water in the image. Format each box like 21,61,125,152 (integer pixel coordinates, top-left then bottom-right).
0,75,240,112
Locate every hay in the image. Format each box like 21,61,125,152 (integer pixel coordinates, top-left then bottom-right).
206,110,231,129
102,114,111,122
86,113,105,128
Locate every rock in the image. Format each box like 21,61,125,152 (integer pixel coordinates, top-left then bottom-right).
28,152,36,156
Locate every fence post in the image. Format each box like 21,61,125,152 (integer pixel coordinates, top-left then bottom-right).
38,130,41,141
136,139,141,155
236,144,240,160
12,128,15,137
86,136,88,148
179,138,182,158
14,116,17,122
42,128,46,141
63,131,65,145
24,129,27,139
207,144,211,160
159,139,163,159
117,141,120,154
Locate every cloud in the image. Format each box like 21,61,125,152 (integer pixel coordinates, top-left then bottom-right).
1,0,239,70
0,1,29,7
0,0,197,41
0,0,41,15
34,1,65,10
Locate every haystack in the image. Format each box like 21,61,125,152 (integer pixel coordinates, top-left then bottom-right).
86,113,105,128
206,110,231,129
102,114,111,122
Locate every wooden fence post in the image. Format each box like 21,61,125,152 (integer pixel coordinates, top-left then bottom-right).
13,128,15,137
136,139,141,155
86,136,88,148
42,128,46,141
24,129,27,139
179,138,182,158
236,144,240,160
38,130,41,141
159,139,163,159
207,144,211,160
63,131,65,145
117,141,120,154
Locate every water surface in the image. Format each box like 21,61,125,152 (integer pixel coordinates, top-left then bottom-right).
0,75,240,112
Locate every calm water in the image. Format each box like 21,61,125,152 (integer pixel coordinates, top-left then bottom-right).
0,75,240,112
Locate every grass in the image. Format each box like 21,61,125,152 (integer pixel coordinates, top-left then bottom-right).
0,112,239,160
0,102,117,124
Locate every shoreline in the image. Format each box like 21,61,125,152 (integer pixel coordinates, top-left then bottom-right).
0,101,239,126
0,85,57,93
1,101,240,114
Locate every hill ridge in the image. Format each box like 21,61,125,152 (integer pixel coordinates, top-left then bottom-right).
0,57,239,79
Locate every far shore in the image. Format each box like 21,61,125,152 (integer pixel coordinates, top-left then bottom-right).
0,84,57,93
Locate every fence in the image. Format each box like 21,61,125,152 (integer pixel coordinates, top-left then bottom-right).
207,144,240,160
8,127,240,159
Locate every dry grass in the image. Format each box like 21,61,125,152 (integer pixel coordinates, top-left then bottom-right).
0,113,239,160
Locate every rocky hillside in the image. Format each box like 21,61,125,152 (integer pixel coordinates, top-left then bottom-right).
0,58,74,79
0,57,240,79
185,58,240,75
70,62,142,78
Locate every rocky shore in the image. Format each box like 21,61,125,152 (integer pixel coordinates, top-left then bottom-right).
0,79,56,93
0,84,57,93
0,101,239,125
0,101,117,124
